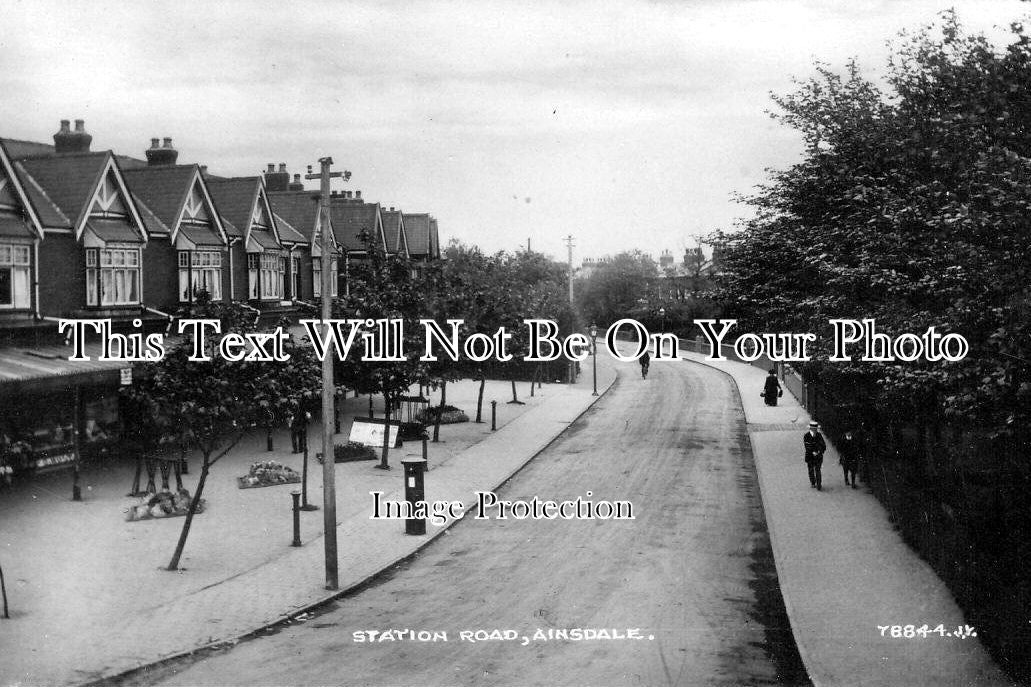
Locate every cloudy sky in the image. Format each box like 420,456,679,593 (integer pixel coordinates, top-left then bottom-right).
1,0,1026,262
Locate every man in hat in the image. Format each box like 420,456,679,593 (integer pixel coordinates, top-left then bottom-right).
803,421,827,490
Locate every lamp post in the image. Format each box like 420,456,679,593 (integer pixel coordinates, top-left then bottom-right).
590,323,599,396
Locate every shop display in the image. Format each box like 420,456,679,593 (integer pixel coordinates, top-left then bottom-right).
237,460,300,489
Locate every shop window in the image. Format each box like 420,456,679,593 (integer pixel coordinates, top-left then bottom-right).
178,250,223,302
86,245,140,306
0,242,31,309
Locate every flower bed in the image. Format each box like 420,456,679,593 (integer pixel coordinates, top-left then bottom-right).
318,441,378,464
416,405,470,425
126,489,205,521
237,461,301,489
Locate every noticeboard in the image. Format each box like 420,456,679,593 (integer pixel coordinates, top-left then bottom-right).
349,417,402,448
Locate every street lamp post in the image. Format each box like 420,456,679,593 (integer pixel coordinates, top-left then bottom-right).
590,323,599,396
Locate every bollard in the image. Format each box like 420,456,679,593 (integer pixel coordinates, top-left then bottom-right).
491,400,497,431
422,436,428,470
401,457,427,535
291,490,302,547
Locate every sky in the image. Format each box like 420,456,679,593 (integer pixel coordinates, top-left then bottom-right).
1,0,1027,264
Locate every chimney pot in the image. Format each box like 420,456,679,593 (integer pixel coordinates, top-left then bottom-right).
293,174,300,182
267,163,275,174
54,119,91,154
150,138,160,148
389,206,395,212
162,137,173,148
278,163,287,173
355,190,361,199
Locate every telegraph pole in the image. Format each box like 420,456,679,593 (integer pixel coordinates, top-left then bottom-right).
305,157,346,591
564,234,575,383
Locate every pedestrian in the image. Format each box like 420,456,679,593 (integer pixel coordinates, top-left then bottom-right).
639,350,651,379
839,430,860,488
290,405,308,454
762,368,782,406
803,421,826,490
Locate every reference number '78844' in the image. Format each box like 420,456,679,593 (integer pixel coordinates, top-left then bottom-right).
879,624,977,639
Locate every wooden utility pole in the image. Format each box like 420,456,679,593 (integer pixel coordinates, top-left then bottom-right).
564,234,575,383
305,157,346,591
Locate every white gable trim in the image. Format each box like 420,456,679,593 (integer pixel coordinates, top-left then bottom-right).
76,155,148,244
170,166,228,246
0,144,44,239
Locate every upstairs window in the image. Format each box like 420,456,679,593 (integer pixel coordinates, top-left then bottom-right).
0,243,31,309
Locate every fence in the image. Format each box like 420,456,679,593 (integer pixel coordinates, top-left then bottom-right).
671,333,1029,682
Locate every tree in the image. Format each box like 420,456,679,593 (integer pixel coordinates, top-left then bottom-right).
126,314,263,571
335,240,429,468
575,251,658,328
711,13,1031,438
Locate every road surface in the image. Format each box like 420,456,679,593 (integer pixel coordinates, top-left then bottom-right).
127,360,809,686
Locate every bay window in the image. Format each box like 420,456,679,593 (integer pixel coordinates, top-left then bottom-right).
248,252,284,300
178,250,223,302
86,246,140,306
312,256,337,298
0,243,31,309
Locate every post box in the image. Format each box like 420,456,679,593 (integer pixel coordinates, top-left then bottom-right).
401,457,427,535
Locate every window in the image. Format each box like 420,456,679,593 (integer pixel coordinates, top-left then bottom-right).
248,252,284,300
178,250,223,302
290,255,301,299
312,257,337,298
86,246,140,306
0,243,31,309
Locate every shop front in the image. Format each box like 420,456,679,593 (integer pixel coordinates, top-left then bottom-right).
0,344,130,483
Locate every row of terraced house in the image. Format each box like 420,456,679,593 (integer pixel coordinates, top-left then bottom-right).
0,119,440,480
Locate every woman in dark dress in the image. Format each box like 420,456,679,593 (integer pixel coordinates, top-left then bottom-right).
762,368,782,406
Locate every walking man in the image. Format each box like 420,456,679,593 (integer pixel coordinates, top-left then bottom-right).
839,430,860,488
803,421,826,490
762,368,782,406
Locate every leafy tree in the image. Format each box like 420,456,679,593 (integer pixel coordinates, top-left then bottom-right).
335,241,429,468
575,251,658,328
711,13,1031,439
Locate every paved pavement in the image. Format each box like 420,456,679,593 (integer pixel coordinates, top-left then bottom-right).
0,372,614,687
676,351,1014,687
2,347,1016,687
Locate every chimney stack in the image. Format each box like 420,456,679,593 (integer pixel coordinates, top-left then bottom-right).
263,162,289,192
54,118,92,154
145,136,178,166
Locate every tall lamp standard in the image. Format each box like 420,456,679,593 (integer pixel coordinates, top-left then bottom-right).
659,307,666,358
590,323,599,396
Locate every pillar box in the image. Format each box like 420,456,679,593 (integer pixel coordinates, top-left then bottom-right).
401,457,427,535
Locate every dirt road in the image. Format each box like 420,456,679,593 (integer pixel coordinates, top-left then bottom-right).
129,360,808,686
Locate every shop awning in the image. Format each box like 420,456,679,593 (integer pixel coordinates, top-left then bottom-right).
0,343,132,393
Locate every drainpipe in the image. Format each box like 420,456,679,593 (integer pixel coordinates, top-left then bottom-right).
33,239,41,319
227,240,235,301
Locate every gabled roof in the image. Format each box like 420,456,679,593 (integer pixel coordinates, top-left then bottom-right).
0,139,45,239
379,208,409,257
16,151,146,242
206,176,281,250
266,190,319,242
121,165,196,229
330,200,385,252
402,213,434,257
272,213,307,246
123,164,224,245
